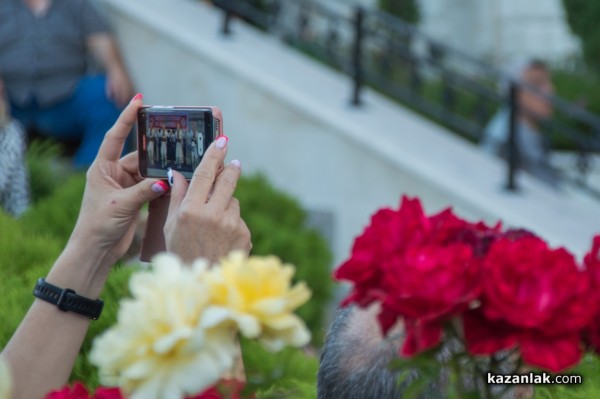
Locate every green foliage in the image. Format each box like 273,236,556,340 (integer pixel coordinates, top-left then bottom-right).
534,354,600,399
240,338,318,399
71,265,137,388
562,0,600,75
26,140,64,204
0,212,62,348
1,156,331,388
236,174,333,345
378,0,420,24
20,173,86,247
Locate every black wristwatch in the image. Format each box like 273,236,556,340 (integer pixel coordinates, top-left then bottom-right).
33,278,104,320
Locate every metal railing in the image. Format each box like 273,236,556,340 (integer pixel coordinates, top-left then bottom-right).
213,0,600,198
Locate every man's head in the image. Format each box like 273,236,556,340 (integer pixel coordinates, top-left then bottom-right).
515,60,555,123
317,304,410,399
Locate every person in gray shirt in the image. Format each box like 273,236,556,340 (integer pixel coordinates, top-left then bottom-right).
481,60,561,187
0,0,133,167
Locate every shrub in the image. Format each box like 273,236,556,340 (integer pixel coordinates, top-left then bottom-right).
378,0,420,24
26,140,64,204
241,337,318,399
1,161,332,386
236,174,333,345
562,0,600,75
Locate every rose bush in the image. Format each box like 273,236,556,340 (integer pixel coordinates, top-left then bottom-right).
335,195,600,397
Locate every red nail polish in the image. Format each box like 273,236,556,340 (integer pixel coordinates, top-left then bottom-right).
152,180,169,193
131,93,143,103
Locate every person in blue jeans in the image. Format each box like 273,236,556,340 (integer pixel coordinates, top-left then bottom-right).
0,0,133,168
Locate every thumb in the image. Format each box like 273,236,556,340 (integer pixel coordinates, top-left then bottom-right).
168,170,189,216
120,179,169,211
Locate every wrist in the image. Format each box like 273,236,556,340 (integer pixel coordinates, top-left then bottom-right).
45,237,117,299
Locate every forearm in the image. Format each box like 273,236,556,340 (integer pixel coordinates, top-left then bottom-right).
2,239,116,399
87,33,128,75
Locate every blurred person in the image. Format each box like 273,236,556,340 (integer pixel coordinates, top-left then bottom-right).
481,59,561,187
1,94,251,399
176,122,184,167
160,123,168,167
318,305,531,399
317,305,409,399
0,0,134,168
0,75,30,216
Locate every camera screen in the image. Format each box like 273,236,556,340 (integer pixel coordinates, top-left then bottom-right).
138,107,214,180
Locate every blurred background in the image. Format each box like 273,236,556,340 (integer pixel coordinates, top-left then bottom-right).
3,0,600,392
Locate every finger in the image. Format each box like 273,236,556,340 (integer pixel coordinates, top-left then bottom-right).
119,151,138,174
119,151,144,185
168,170,189,217
97,93,143,161
118,178,169,212
226,196,240,214
186,136,228,204
207,161,242,212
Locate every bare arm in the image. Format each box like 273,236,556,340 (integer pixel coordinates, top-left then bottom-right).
2,97,165,399
87,33,133,107
2,242,116,399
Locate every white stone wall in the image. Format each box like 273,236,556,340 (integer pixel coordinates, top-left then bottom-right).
98,0,600,265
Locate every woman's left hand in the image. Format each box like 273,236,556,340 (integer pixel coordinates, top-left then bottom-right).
70,94,168,266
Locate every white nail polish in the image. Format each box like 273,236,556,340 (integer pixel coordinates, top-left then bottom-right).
167,168,174,187
231,159,241,168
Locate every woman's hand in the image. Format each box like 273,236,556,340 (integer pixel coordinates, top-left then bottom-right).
70,94,168,266
165,136,252,263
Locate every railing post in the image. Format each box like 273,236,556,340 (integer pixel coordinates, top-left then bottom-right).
506,82,519,191
220,0,234,36
351,6,365,106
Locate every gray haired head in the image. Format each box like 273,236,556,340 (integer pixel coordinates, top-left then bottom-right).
317,306,412,399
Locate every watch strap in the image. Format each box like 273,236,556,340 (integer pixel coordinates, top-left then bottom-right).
33,278,104,320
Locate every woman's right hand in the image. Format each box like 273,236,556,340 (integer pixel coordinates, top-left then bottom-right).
164,136,252,263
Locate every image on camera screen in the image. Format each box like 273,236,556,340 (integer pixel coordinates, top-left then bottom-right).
140,111,210,179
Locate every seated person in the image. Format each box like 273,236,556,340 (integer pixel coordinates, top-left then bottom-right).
481,60,561,187
1,94,251,399
0,77,30,216
0,0,133,167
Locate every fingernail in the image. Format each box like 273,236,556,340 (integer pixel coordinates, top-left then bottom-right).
215,136,228,149
231,159,241,168
152,181,168,193
130,93,143,103
167,168,174,187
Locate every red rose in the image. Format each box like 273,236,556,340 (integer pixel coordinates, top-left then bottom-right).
377,243,481,353
45,384,124,399
335,196,429,307
45,383,91,399
583,235,600,354
380,244,480,322
93,388,123,399
482,237,594,332
466,236,597,372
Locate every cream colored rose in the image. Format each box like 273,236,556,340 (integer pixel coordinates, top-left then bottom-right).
0,356,12,399
90,254,237,399
205,251,312,351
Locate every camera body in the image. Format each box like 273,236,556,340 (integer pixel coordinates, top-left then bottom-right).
137,105,223,180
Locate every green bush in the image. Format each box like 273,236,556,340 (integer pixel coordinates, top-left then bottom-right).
237,174,333,345
1,155,332,387
562,0,600,75
26,140,64,204
241,337,318,399
378,0,420,24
